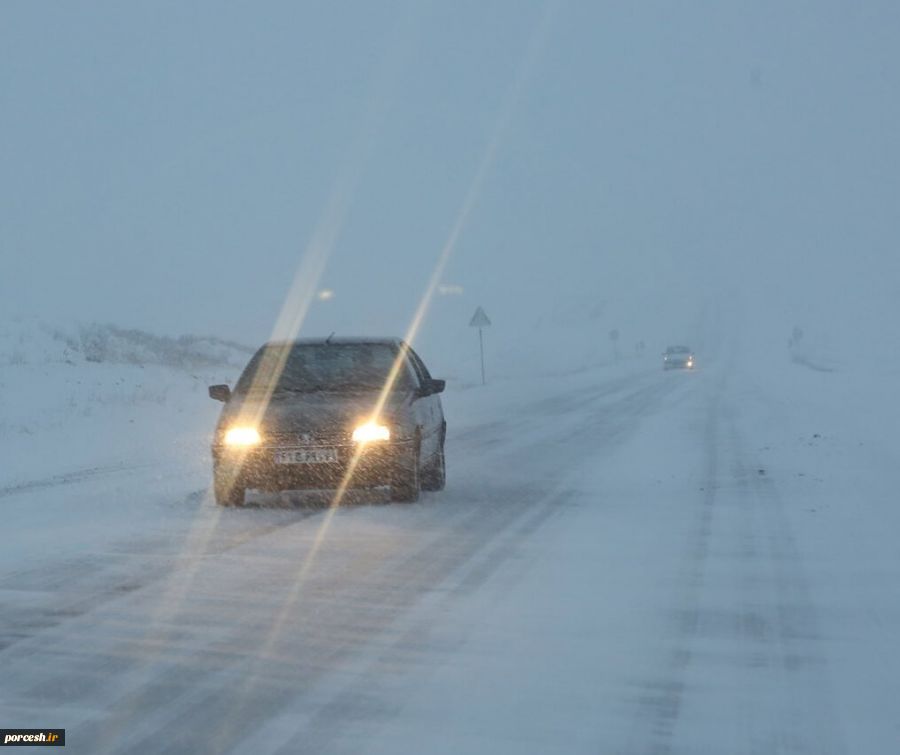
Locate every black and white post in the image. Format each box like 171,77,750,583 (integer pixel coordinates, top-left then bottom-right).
469,306,492,385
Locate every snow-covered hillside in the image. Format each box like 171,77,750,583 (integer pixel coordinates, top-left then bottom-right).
0,318,251,488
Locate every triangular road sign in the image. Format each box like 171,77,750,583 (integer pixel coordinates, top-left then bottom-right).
469,306,491,328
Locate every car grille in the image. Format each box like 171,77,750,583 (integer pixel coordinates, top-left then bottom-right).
263,430,351,447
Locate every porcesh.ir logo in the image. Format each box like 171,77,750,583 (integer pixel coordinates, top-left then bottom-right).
0,729,65,747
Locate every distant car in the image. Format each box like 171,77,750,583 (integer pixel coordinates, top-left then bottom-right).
663,345,695,370
208,338,447,506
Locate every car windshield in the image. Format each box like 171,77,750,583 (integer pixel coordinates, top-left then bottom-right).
667,346,691,354
234,343,412,395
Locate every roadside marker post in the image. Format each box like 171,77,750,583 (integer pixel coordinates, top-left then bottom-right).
469,306,492,385
609,328,620,361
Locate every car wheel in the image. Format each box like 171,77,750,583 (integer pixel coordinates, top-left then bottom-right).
213,468,245,507
421,436,446,492
391,441,421,503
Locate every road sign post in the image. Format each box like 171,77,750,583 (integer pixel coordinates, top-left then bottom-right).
469,306,492,385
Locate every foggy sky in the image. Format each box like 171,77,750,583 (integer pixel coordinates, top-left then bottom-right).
2,1,898,359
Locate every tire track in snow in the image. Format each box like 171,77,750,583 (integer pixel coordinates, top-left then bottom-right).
727,406,846,755
624,371,723,755
0,491,322,652
625,366,846,755
0,462,156,499
82,481,568,755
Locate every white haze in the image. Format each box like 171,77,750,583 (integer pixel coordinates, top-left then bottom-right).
2,1,898,378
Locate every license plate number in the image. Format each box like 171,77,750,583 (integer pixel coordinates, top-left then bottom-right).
273,448,338,464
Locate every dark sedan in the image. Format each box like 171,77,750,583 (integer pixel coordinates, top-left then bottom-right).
208,338,446,505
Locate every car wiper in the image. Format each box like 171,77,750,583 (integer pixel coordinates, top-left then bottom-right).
273,385,331,394
273,383,390,393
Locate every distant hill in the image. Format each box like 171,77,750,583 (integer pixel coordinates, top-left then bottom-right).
0,318,254,370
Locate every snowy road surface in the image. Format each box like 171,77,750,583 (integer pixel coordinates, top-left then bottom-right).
1,355,897,754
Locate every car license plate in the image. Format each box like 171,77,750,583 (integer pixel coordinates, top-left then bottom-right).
273,448,338,465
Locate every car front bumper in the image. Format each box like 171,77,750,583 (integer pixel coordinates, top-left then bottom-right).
212,440,415,491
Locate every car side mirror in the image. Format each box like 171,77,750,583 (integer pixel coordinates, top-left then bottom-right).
418,378,445,397
209,384,231,402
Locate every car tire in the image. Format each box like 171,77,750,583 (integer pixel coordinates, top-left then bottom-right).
391,441,421,503
421,434,446,492
213,468,245,507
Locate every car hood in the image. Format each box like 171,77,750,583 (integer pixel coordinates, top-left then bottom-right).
218,389,411,437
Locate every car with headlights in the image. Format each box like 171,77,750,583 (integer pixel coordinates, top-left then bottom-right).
663,345,695,370
207,338,446,506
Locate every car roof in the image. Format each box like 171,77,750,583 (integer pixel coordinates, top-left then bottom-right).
666,345,691,352
261,337,405,348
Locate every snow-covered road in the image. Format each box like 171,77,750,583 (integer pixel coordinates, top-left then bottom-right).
1,353,897,754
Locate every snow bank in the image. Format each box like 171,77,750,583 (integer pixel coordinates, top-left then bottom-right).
0,318,248,488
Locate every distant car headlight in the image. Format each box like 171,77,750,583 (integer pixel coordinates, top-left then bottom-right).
352,421,391,443
223,426,262,446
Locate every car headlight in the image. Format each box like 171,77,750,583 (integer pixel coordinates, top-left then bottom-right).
223,426,262,446
352,421,391,443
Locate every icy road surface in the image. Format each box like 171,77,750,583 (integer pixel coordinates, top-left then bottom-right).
1,356,897,754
